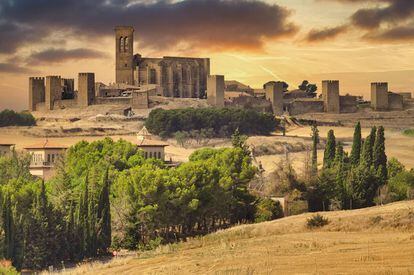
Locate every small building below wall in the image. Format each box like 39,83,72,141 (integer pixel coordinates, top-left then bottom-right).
24,140,67,180
136,127,168,161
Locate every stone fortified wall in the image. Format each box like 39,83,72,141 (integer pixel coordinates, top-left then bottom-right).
207,75,225,107
264,81,284,115
388,93,404,110
29,77,45,111
78,73,95,107
45,76,62,111
371,82,389,111
322,80,340,113
339,95,358,113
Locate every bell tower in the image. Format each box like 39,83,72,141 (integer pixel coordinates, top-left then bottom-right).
115,26,134,85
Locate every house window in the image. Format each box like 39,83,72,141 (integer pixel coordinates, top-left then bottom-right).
158,152,161,159
47,154,51,162
149,152,153,158
145,152,148,159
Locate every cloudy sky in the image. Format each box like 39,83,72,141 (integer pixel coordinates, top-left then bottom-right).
1,0,414,110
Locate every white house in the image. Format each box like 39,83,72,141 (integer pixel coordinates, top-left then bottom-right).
136,127,168,161
24,140,67,180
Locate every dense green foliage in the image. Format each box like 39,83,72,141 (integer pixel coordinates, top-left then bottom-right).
0,109,36,127
145,108,279,138
306,123,413,211
1,135,290,270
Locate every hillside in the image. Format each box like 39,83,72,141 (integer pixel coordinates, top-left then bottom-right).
62,201,414,274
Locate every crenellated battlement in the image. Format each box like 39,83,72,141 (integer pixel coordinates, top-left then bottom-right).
29,77,45,81
322,80,339,85
46,75,61,79
371,82,388,87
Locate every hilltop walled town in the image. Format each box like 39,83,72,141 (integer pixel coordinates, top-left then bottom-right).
27,26,411,117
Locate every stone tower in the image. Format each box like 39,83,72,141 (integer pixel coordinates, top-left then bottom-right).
115,26,134,85
78,73,95,107
29,77,45,111
371,82,389,111
264,81,284,115
45,76,62,110
322,80,340,113
207,75,225,107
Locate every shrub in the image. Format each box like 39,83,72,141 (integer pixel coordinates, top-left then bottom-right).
254,198,284,223
306,214,329,228
0,109,36,127
403,129,414,137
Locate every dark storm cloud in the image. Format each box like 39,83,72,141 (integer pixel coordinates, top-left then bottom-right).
365,26,414,41
305,25,348,42
0,63,37,74
0,0,298,54
27,48,109,64
315,0,414,42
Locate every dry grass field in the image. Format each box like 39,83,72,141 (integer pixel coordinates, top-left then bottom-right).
60,201,414,275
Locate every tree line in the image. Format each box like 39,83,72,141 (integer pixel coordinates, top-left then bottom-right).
145,107,279,138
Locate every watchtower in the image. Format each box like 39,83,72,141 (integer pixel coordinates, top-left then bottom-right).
371,82,389,111
322,80,340,113
45,76,62,110
264,81,284,115
115,26,134,85
207,75,225,107
78,73,95,107
29,77,45,111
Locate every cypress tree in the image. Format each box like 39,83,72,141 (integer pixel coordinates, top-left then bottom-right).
373,126,387,184
96,167,111,254
323,130,336,168
350,122,362,166
360,127,376,168
78,173,90,257
2,195,14,260
311,124,319,175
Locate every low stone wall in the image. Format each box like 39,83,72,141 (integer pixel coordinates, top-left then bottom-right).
398,92,412,100
388,93,404,110
226,96,272,112
339,95,357,113
287,99,324,115
95,97,132,105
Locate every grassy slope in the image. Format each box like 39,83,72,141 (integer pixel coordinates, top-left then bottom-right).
64,201,414,275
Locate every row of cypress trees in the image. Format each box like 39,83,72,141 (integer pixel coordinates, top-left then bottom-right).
0,163,111,270
308,122,388,211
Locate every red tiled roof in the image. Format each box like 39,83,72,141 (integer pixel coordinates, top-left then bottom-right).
24,140,68,150
137,138,169,147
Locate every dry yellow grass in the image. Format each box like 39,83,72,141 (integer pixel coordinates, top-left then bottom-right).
61,201,414,275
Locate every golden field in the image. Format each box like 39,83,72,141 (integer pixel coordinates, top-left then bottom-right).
61,201,414,275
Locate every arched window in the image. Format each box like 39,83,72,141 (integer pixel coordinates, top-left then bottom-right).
124,37,129,51
119,37,124,52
